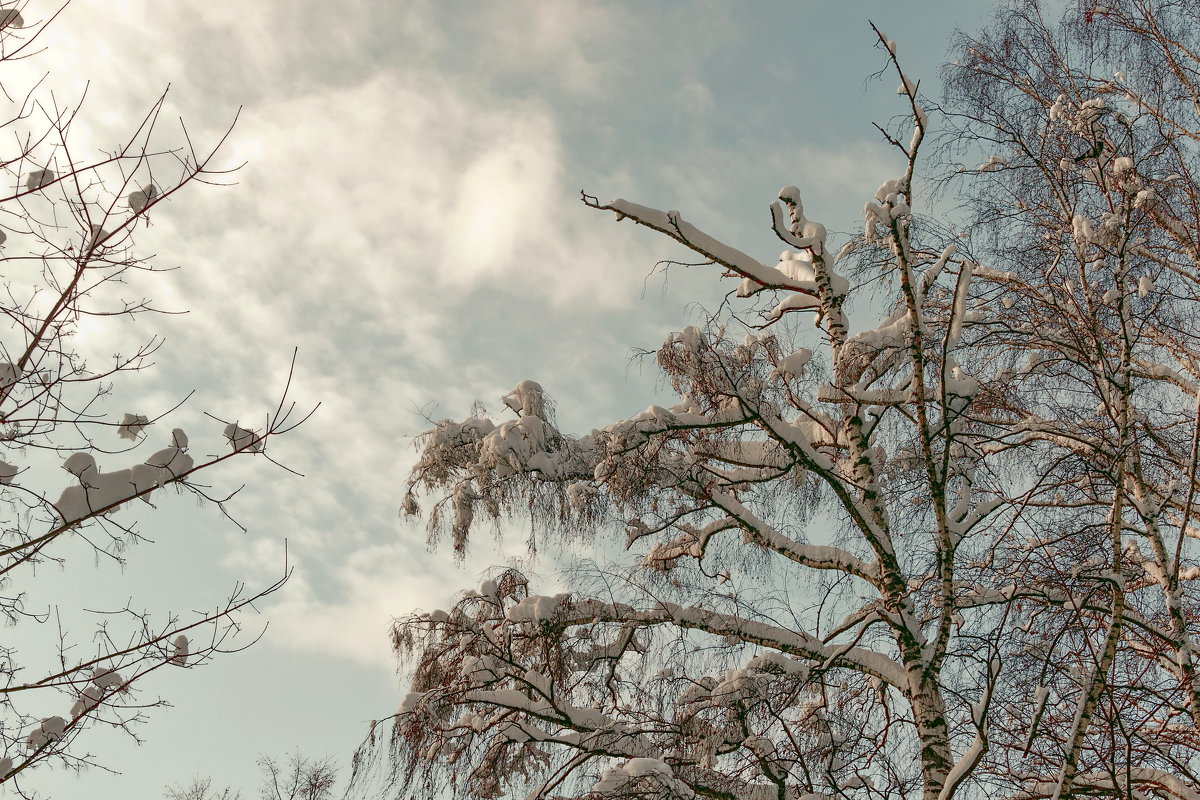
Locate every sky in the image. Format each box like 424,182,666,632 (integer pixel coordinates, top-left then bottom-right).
2,1,995,797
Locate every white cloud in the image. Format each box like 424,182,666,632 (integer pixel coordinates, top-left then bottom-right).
233,531,507,668
440,117,562,284
679,82,716,116
457,1,628,96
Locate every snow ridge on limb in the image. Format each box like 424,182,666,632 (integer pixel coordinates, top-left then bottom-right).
382,570,905,800
584,194,847,332
597,198,799,291
559,597,906,689
703,488,880,584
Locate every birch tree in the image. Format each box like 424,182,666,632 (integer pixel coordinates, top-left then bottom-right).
368,2,1200,798
0,3,310,791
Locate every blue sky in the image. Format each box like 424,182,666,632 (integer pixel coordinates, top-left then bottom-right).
7,1,994,796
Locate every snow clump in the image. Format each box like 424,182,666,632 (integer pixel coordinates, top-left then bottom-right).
25,169,54,191
169,635,189,666
26,716,66,750
505,594,569,623
118,413,150,441
91,667,122,690
127,184,159,213
70,685,103,717
224,422,264,453
146,440,193,482
0,362,17,388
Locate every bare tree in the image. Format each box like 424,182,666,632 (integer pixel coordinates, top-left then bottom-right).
256,752,338,800
164,752,338,800
165,777,243,800
0,2,312,792
362,2,1200,799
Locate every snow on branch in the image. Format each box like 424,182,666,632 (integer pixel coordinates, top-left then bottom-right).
583,194,820,300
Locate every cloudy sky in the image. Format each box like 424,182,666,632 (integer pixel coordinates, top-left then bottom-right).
7,1,993,796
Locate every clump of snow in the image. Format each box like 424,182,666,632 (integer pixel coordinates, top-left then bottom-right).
0,362,19,390
777,186,802,206
775,249,815,282
118,413,150,441
25,168,54,191
1071,214,1095,246
875,178,903,204
461,655,501,685
735,276,765,297
622,758,669,777
1049,94,1069,121
566,481,597,509
70,685,103,717
775,186,828,255
747,650,810,677
767,292,821,321
169,635,189,666
776,348,812,375
127,184,159,213
62,452,98,479
130,464,158,498
146,445,193,482
54,460,140,520
1110,156,1133,177
54,485,92,523
864,184,915,244
945,361,979,399
89,224,109,249
27,716,66,750
91,667,122,690
505,594,568,623
977,154,1008,172
224,422,264,453
398,691,425,715
502,380,546,418
1080,96,1104,121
